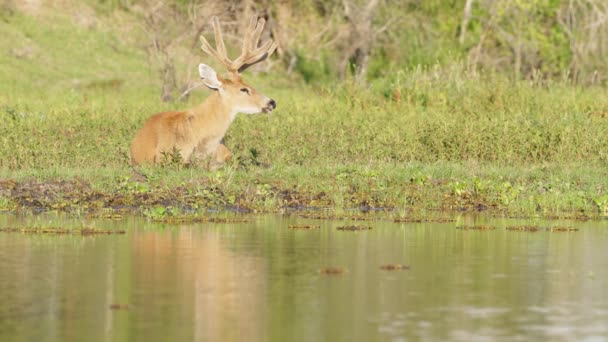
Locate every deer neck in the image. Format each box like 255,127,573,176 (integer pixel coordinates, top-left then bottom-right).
189,91,237,142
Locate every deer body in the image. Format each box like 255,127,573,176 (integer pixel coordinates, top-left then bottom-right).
130,16,277,167
129,99,230,165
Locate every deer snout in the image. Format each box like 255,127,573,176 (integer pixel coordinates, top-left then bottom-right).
263,99,276,113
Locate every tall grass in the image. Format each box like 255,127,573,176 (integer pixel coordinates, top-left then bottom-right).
231,66,608,167
3,66,607,171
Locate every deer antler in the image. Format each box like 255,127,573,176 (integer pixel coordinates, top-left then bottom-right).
200,15,278,74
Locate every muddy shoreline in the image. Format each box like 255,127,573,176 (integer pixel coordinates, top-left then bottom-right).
0,178,601,220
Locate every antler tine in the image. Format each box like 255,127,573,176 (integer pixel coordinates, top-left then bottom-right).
199,36,219,60
242,40,278,66
211,17,230,64
233,15,277,73
248,16,266,52
199,16,234,71
240,16,256,53
200,15,277,74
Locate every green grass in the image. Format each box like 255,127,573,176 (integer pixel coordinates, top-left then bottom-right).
1,8,607,217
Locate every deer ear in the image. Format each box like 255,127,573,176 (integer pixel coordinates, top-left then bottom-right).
198,64,222,90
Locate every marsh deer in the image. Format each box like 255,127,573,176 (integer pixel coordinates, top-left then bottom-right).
130,16,278,167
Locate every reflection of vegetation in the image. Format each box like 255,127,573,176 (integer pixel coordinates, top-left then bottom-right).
319,267,347,275
1,214,604,341
288,224,320,230
505,225,579,232
456,225,496,230
336,225,372,231
143,206,252,223
379,264,409,271
0,226,126,235
505,225,541,232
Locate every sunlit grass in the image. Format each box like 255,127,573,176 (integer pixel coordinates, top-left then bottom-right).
0,9,607,216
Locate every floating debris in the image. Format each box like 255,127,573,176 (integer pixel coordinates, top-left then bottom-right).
150,216,251,224
505,226,579,232
208,217,252,223
336,225,372,231
394,217,455,223
296,213,339,220
456,225,496,230
547,226,579,232
379,264,410,271
394,217,424,223
506,225,541,232
151,217,208,223
0,226,126,235
544,215,589,221
349,215,381,221
80,228,126,235
296,213,379,221
319,267,347,275
288,224,320,230
87,213,124,219
109,304,129,310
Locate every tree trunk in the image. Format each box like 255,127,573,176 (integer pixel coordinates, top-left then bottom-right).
160,59,177,102
459,0,474,45
340,0,381,83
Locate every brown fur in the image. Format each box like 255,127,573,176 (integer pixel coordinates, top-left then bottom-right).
130,16,277,168
130,76,273,167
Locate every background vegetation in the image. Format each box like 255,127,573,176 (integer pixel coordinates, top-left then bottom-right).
0,0,607,216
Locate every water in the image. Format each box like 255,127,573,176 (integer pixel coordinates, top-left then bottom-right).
1,214,607,342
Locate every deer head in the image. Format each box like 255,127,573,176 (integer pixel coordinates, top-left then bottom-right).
199,16,278,115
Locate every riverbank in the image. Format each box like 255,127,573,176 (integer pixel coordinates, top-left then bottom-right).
1,10,607,219
1,160,606,219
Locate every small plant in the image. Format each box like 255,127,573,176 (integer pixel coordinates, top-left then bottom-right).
144,206,169,220
449,181,469,197
593,195,608,215
159,147,184,169
497,181,521,206
410,172,429,186
117,177,150,194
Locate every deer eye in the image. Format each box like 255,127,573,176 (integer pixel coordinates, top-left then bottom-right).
240,88,250,95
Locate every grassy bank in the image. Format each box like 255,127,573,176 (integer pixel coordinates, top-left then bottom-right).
1,9,607,218
1,72,607,217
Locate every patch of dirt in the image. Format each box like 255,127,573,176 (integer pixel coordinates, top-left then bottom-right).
6,179,94,209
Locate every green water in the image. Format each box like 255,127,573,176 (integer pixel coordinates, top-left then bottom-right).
0,214,607,341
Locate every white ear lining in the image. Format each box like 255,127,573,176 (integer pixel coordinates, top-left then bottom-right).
198,64,222,90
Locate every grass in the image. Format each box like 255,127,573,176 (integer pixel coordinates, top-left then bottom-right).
1,9,607,218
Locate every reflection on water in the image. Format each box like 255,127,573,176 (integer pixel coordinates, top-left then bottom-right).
0,214,607,341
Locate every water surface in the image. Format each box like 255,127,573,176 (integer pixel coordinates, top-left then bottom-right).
1,214,607,341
